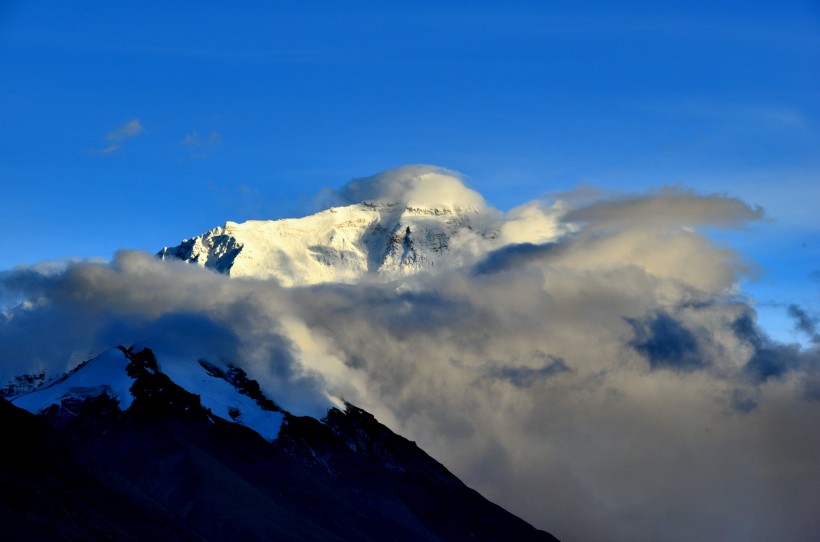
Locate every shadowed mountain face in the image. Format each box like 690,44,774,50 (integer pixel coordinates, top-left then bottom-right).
0,396,201,542
2,348,559,542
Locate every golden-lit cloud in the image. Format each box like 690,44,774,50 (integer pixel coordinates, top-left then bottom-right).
2,168,817,542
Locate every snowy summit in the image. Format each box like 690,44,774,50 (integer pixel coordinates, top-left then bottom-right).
159,166,504,285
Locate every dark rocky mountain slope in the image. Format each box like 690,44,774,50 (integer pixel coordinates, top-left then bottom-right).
1,348,558,541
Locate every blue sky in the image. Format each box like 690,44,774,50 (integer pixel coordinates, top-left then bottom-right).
1,1,818,341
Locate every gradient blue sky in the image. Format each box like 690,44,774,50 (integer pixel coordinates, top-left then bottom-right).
1,1,818,342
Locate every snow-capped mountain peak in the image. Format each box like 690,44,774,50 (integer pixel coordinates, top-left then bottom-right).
159,199,499,286
11,349,137,412
11,346,286,441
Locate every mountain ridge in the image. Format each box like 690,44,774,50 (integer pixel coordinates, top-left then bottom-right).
4,346,559,541
158,200,499,286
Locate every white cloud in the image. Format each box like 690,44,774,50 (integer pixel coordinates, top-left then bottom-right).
89,144,121,155
105,117,144,142
89,117,144,155
500,199,571,244
335,165,489,210
181,130,221,158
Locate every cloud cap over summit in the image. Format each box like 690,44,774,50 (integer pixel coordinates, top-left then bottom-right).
334,165,489,210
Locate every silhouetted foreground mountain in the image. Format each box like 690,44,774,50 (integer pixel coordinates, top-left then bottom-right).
1,348,558,541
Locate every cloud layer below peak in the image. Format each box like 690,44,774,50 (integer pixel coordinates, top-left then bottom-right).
2,167,817,542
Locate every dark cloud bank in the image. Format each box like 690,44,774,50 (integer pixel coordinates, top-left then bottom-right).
2,180,819,542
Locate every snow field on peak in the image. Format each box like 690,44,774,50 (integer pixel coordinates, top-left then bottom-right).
161,200,506,286
161,358,285,441
223,206,377,284
11,349,286,441
12,348,135,413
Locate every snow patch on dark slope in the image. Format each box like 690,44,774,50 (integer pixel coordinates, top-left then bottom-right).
11,347,287,442
0,370,46,398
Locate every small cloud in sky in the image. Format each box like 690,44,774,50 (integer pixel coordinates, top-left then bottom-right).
637,99,806,130
106,118,144,142
92,144,121,155
89,117,144,155
181,130,221,158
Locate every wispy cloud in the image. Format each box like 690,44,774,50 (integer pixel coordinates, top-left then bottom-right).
180,130,221,158
106,118,144,142
91,144,121,155
89,117,144,155
635,99,808,130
